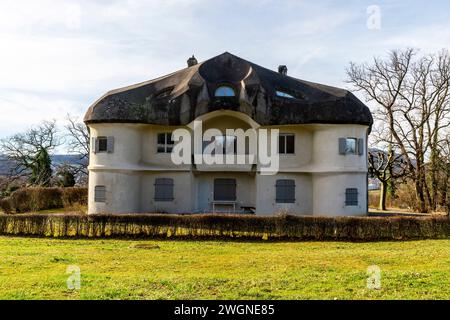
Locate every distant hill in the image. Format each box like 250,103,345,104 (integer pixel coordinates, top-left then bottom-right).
0,156,14,175
51,154,88,167
0,154,87,176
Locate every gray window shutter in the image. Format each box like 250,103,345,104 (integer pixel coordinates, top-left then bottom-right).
276,180,296,203
339,138,346,155
345,188,358,206
154,178,174,201
93,137,100,154
358,138,364,156
107,136,114,153
214,179,237,201
94,186,106,203
91,137,97,154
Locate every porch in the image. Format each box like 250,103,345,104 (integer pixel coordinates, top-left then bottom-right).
194,171,256,214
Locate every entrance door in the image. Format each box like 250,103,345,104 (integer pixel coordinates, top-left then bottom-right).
197,179,210,212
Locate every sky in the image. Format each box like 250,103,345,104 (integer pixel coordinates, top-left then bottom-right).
0,0,450,147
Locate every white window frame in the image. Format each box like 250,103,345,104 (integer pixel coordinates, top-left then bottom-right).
339,137,364,156
92,136,114,154
157,133,174,154
279,133,295,155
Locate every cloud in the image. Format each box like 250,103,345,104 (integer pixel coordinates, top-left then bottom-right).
376,24,450,52
0,0,82,32
1,0,450,148
0,89,81,138
276,10,358,37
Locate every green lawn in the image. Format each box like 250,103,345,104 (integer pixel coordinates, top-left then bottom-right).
0,237,448,300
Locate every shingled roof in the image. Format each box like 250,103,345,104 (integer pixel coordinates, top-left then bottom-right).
84,52,373,128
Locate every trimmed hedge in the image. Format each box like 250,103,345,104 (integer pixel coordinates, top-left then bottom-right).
0,214,448,241
0,187,87,214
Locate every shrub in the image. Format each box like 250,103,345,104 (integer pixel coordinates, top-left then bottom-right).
368,191,379,208
0,214,448,241
0,198,12,214
394,182,417,210
10,188,63,213
61,188,88,207
369,182,419,211
0,187,87,214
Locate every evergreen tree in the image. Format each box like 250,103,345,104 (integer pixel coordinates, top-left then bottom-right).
30,148,52,186
56,164,76,187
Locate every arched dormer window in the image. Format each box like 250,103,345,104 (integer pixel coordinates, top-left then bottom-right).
215,86,235,97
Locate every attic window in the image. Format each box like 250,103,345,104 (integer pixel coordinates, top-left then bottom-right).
215,86,235,97
276,90,295,99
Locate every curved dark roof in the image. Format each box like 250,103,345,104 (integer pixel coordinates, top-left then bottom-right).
84,52,373,128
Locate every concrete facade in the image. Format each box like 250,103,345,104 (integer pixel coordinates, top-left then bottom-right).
88,111,369,216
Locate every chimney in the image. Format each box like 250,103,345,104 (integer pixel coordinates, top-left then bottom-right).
278,65,288,76
187,55,198,67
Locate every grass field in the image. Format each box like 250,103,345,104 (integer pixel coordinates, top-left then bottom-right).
0,237,449,300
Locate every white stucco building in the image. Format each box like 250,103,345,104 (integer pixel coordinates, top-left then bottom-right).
84,52,373,216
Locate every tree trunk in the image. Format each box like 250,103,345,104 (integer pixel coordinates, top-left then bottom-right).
415,177,427,213
379,181,388,211
439,168,449,208
424,177,433,211
387,143,396,199
430,155,439,211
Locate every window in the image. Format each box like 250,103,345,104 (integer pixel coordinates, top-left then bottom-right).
157,133,174,153
203,134,252,156
154,178,174,201
339,138,364,155
276,90,295,99
214,86,235,97
98,137,108,152
279,134,295,154
345,188,358,206
92,136,114,154
203,136,238,155
94,186,106,203
211,136,237,155
345,138,357,154
214,179,237,201
276,180,296,203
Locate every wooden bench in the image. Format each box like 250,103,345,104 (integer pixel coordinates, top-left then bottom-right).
212,201,237,213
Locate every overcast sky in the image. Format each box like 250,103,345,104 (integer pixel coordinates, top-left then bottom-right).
1,0,449,144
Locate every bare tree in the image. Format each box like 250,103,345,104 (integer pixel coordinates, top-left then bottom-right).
0,120,61,186
65,114,90,179
424,51,450,210
435,135,450,209
347,49,450,212
368,148,408,210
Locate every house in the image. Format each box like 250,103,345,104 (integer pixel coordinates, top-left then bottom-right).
84,52,373,216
